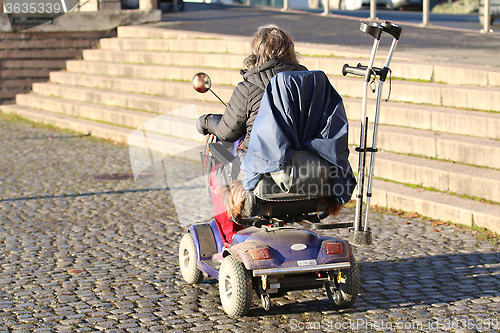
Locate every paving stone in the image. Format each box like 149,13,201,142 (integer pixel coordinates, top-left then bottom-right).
0,119,499,332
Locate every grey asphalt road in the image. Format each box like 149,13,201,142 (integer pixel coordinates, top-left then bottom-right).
311,9,498,32
154,3,500,67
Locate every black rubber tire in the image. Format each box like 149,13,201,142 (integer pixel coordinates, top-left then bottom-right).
219,255,253,317
179,233,203,284
334,253,360,308
178,0,185,11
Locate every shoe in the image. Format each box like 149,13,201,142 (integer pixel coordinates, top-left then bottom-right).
212,252,224,263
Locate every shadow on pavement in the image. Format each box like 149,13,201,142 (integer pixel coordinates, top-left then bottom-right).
0,188,167,202
0,133,90,141
243,251,500,316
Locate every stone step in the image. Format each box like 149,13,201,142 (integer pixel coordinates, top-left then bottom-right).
100,37,251,55
51,69,500,139
349,122,500,170
65,60,242,86
349,151,500,204
116,25,239,40
0,104,202,160
97,37,430,82
0,49,83,59
15,94,206,143
47,71,234,106
82,49,247,72
1,89,29,101
113,26,500,88
0,59,67,69
0,78,47,89
33,79,228,114
0,30,115,40
329,76,500,113
82,48,433,83
49,70,500,141
112,26,430,62
31,80,500,170
1,68,52,79
64,60,500,112
343,97,500,140
0,31,115,105
370,179,500,234
0,39,96,50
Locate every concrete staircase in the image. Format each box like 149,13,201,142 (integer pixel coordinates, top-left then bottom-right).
2,25,500,233
0,31,116,105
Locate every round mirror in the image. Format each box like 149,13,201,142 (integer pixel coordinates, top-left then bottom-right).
192,72,211,93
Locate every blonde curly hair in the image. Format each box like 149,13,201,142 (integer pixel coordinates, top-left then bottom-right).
243,24,300,71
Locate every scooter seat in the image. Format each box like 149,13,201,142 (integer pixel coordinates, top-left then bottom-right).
239,150,345,219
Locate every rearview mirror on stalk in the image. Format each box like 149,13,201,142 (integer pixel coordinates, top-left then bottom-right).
192,72,227,107
192,72,212,93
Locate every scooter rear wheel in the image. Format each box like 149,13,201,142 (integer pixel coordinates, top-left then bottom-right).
333,253,360,308
179,233,203,284
219,255,253,317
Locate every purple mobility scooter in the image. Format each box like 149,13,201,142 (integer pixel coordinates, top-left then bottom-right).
178,21,402,317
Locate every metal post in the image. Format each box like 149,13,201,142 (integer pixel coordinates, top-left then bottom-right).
483,0,492,32
283,0,289,11
370,0,376,20
422,0,430,26
323,0,329,15
139,0,156,10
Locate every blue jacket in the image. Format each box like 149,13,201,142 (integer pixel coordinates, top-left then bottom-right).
241,70,355,203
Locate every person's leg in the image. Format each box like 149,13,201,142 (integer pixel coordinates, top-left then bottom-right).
209,165,243,247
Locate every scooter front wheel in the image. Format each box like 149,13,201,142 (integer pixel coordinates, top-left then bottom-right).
179,233,203,284
219,255,253,317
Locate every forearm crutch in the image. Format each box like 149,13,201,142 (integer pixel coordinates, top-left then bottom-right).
342,21,403,246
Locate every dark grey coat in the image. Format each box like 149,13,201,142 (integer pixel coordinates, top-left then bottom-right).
205,59,307,151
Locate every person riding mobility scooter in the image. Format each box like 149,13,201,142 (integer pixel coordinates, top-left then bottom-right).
178,21,402,317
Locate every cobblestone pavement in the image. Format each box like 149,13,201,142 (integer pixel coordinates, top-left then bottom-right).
1,117,500,333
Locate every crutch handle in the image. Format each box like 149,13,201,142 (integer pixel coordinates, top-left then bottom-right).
360,21,383,40
342,63,366,77
381,21,402,40
343,63,391,82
